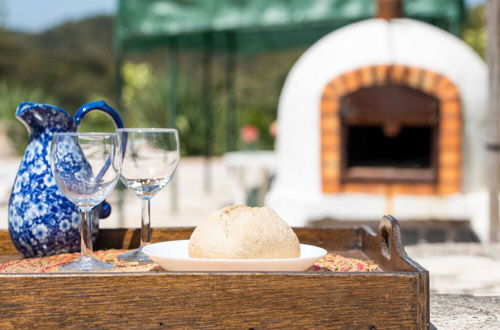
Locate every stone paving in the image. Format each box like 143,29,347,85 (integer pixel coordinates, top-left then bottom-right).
407,243,500,296
431,294,500,329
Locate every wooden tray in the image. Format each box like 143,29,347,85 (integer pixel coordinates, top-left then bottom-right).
0,215,429,329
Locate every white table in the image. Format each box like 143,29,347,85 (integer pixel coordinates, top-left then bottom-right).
222,151,276,206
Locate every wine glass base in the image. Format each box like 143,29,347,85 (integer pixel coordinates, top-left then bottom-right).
60,256,114,272
117,247,151,263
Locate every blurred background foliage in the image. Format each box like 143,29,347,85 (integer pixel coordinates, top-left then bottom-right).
463,4,486,58
0,4,486,155
0,81,57,154
120,61,206,156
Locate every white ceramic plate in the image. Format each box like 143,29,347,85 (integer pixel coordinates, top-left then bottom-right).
142,240,327,272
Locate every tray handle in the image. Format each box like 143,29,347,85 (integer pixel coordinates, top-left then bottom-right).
377,215,430,328
377,215,407,261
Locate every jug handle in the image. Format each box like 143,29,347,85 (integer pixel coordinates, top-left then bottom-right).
73,100,124,129
73,100,125,219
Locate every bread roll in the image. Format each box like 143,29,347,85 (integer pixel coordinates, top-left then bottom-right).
188,205,300,259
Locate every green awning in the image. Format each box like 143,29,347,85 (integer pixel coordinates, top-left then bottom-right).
116,0,466,54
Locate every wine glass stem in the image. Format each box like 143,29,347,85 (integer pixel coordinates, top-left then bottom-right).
80,209,93,258
140,199,151,247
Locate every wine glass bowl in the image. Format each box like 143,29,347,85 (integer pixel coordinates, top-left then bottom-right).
117,128,180,262
50,132,122,271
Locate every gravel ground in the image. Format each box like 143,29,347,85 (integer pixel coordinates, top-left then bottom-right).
0,157,240,230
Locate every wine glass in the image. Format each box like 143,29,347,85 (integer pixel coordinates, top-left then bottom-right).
117,128,180,262
50,132,122,271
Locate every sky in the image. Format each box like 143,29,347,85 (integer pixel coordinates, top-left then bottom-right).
3,0,116,33
2,0,487,33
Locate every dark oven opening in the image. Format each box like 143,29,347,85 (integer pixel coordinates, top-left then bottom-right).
340,85,439,183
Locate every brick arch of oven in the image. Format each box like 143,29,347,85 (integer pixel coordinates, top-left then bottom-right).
320,64,462,195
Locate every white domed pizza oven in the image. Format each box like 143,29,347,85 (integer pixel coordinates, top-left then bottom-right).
266,11,489,240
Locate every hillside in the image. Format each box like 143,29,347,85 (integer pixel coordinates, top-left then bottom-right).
0,16,115,112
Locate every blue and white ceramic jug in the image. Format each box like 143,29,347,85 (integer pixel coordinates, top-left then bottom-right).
8,100,124,257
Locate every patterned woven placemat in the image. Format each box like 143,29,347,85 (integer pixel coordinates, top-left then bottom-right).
0,251,378,273
0,249,162,273
312,254,379,272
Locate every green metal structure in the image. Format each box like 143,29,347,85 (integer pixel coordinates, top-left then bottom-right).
116,0,465,54
115,0,466,176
